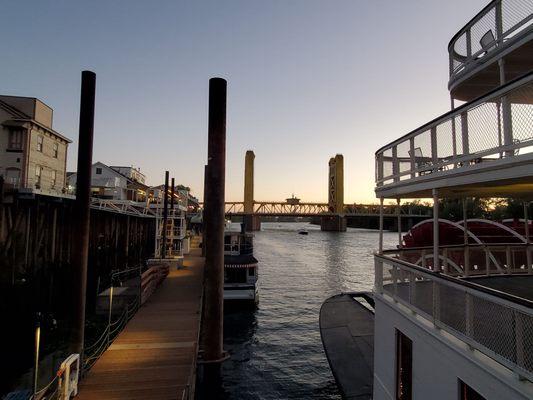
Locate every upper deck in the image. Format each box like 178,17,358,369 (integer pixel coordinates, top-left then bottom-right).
375,72,533,199
449,0,533,101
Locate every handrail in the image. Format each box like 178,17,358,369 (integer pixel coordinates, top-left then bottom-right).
375,254,533,381
375,72,533,188
448,0,533,84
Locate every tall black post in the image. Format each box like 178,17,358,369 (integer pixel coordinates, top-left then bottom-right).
203,78,226,363
170,177,175,210
162,171,169,259
202,165,209,257
70,71,96,356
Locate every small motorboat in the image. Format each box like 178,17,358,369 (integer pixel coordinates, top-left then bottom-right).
298,229,309,235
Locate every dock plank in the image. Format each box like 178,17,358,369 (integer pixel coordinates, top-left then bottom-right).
78,249,204,400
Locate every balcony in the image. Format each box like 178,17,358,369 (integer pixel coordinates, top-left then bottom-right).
375,252,533,382
375,72,533,199
448,0,533,101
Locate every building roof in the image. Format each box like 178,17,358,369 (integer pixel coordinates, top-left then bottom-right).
0,99,72,143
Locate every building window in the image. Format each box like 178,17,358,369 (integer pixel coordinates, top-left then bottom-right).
8,129,23,150
459,381,486,400
96,167,102,175
35,165,42,184
51,170,57,186
396,330,412,400
37,135,44,152
53,143,59,158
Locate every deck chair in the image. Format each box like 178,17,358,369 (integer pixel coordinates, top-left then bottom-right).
408,147,433,176
480,30,496,54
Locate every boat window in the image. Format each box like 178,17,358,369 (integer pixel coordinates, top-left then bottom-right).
249,268,255,276
459,380,486,400
396,329,412,400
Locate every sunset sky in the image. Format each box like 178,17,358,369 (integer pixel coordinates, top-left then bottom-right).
1,0,486,203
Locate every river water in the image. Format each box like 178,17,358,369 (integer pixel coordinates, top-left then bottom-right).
211,222,397,399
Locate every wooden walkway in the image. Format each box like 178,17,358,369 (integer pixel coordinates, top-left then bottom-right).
78,249,205,400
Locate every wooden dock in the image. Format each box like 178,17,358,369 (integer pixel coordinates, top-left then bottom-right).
77,248,204,400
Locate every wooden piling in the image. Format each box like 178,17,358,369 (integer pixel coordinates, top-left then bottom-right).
70,70,96,356
162,171,169,259
203,77,227,363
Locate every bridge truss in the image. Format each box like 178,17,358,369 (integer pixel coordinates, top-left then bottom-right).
222,201,428,217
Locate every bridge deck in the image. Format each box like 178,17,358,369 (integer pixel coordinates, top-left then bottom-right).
77,248,204,400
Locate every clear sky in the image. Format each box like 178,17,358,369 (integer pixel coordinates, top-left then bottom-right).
1,0,487,203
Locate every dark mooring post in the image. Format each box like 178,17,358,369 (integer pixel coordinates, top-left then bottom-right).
170,177,175,210
202,165,209,257
203,77,227,363
70,70,96,356
162,171,169,259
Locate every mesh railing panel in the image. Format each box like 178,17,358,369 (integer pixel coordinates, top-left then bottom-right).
518,310,533,372
465,101,501,154
471,294,517,363
449,0,533,78
502,0,533,34
376,76,533,186
376,255,533,380
440,284,468,335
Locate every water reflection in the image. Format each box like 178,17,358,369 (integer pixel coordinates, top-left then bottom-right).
202,222,396,400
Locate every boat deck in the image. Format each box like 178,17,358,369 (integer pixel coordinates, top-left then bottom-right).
77,249,205,400
319,293,374,400
468,275,533,302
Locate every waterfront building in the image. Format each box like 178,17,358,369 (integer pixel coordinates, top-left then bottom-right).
0,95,71,196
321,2,533,399
67,161,149,202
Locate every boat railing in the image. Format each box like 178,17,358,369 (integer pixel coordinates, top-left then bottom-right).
374,253,533,382
375,72,533,188
448,0,533,86
382,242,532,277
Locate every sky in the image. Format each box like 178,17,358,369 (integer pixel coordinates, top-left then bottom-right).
1,0,487,203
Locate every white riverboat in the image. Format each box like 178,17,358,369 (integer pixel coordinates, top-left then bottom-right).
223,226,258,304
321,2,533,399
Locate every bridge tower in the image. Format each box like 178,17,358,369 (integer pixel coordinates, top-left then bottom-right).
243,150,261,231
321,154,347,231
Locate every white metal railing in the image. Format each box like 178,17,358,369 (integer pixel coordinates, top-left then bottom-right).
375,254,533,382
384,243,533,277
375,72,533,188
448,0,533,83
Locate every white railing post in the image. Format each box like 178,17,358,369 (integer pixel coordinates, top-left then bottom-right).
392,146,399,183
433,188,440,272
495,0,503,45
515,310,525,371
379,197,384,254
443,247,449,274
465,292,474,338
377,153,384,187
525,202,532,275
392,264,398,297
433,280,441,327
375,257,383,293
408,271,416,304
409,137,416,178
461,112,469,161
506,246,512,274
431,127,438,170
466,28,472,59
397,198,402,248
502,94,513,157
463,198,470,277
